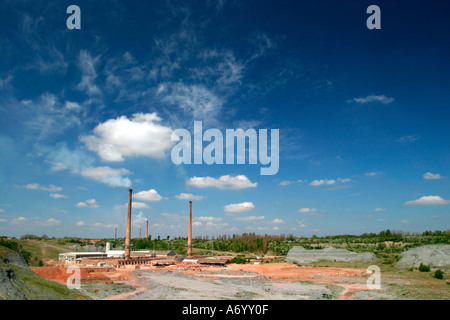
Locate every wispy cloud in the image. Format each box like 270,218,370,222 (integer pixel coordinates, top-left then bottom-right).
80,166,131,188
234,215,264,221
398,134,421,143
35,218,61,226
365,171,382,177
17,183,62,192
423,172,444,180
298,208,324,217
309,177,352,187
347,94,394,104
49,193,67,199
77,50,102,98
175,193,205,201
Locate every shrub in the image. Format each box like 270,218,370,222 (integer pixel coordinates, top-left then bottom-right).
434,269,444,280
230,257,249,264
418,263,431,272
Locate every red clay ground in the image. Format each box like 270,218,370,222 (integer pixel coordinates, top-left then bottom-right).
31,263,377,300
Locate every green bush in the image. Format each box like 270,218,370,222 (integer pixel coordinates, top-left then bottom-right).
418,263,431,272
434,269,444,280
230,257,249,264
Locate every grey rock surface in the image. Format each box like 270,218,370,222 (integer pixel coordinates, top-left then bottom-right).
396,244,450,268
285,246,376,264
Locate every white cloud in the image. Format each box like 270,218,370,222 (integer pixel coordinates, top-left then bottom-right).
234,216,264,221
81,113,174,162
193,221,203,227
298,208,324,217
224,202,255,213
115,202,150,210
76,221,84,226
50,193,68,199
161,212,185,220
299,208,318,214
278,180,292,186
398,134,421,143
134,189,163,202
132,212,148,225
93,222,119,228
0,209,4,213
404,195,450,205
77,50,102,98
0,75,13,89
80,166,131,188
11,217,27,224
205,222,229,229
187,175,257,190
348,94,394,104
269,218,284,224
76,199,99,208
423,172,444,180
175,193,205,201
373,208,386,212
297,220,307,228
309,179,336,186
18,183,62,193
158,83,223,124
401,220,410,224
365,172,382,177
309,177,351,187
195,216,223,222
35,218,61,226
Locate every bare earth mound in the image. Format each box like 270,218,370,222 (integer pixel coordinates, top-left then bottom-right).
285,246,376,264
396,245,450,268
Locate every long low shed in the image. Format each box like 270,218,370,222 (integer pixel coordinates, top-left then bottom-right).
59,252,107,261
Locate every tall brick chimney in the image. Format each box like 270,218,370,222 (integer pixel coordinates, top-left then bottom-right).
124,188,132,259
187,201,192,256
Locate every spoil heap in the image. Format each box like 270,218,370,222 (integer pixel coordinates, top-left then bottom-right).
285,246,375,264
396,244,450,268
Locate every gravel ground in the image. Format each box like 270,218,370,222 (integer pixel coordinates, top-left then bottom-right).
127,269,334,300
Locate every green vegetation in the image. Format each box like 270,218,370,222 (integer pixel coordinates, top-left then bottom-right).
433,269,444,280
230,256,250,264
130,236,187,254
191,230,449,257
419,263,431,272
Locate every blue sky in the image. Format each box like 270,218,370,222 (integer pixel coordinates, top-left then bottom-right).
0,0,449,239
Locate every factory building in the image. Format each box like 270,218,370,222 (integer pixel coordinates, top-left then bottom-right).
58,252,107,261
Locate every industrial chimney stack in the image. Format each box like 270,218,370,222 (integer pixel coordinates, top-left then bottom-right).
187,201,192,256
146,220,149,239
124,188,132,259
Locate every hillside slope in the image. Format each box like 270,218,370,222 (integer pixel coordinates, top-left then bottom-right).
0,240,88,300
